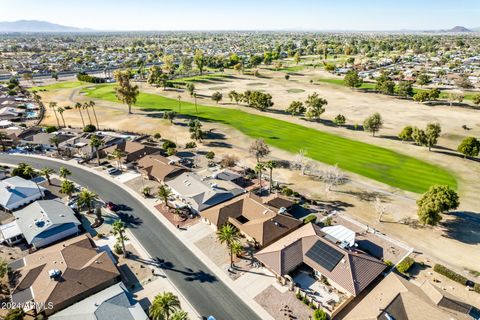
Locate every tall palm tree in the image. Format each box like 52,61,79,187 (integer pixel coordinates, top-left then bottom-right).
49,102,61,128
40,167,55,185
83,102,93,125
22,165,44,200
88,100,100,129
255,162,265,193
216,224,241,268
59,167,72,181
60,180,75,199
177,95,182,113
112,220,128,258
149,292,181,320
74,102,86,128
89,135,104,165
0,132,8,152
265,160,277,193
77,188,98,214
157,185,172,208
57,106,66,127
112,149,125,170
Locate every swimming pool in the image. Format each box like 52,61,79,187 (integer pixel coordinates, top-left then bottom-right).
26,103,38,110
25,111,38,118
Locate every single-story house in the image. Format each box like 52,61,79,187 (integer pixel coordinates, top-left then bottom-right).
166,171,245,213
201,193,302,246
49,282,148,320
103,140,161,165
343,272,480,320
0,106,21,120
0,220,24,245
137,154,188,183
0,176,45,210
22,132,73,150
9,235,120,316
13,199,81,248
255,223,386,297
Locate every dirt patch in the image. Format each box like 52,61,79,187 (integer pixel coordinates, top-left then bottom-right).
255,285,314,320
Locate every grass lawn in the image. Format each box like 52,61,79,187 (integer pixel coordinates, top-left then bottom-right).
84,84,457,193
29,81,86,91
170,73,230,84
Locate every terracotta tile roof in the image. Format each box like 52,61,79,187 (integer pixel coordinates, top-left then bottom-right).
343,272,476,320
255,223,386,296
201,193,302,246
137,154,187,182
10,235,120,314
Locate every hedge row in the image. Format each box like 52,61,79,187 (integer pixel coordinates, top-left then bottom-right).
303,214,317,224
433,264,468,286
77,73,106,84
396,257,415,274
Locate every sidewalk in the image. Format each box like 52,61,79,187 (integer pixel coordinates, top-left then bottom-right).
13,154,275,320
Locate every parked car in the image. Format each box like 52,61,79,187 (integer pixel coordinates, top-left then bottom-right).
67,196,79,211
104,201,119,211
106,167,120,175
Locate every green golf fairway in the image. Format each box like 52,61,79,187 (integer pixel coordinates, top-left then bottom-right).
84,84,457,193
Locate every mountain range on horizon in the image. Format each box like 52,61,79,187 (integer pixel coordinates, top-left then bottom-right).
0,20,479,33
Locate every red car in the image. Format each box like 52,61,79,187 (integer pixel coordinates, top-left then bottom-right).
105,202,119,211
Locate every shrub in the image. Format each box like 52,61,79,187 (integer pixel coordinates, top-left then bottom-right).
396,257,415,274
384,260,393,267
433,264,468,285
205,151,215,159
473,283,480,294
303,214,317,224
5,308,25,320
45,125,57,133
313,309,328,320
185,141,197,149
113,242,123,255
282,187,294,196
83,124,96,132
153,132,162,139
162,140,176,150
167,148,177,156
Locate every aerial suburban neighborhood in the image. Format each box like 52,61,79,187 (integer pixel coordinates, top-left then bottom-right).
0,1,479,320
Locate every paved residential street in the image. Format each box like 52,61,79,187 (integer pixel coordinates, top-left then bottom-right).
0,154,261,320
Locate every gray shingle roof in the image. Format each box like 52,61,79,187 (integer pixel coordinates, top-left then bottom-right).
0,176,44,210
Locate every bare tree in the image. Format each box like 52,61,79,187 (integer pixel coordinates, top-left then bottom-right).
322,164,347,192
374,196,388,222
292,149,311,175
249,139,270,163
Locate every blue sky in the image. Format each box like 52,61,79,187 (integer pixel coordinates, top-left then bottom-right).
1,0,479,31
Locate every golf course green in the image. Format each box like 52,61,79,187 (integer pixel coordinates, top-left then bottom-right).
84,84,457,193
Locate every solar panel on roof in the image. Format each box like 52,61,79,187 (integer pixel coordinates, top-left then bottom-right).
305,240,344,272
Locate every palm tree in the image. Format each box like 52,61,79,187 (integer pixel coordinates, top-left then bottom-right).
74,102,86,128
177,95,182,113
83,102,93,125
40,167,55,185
149,292,181,320
255,162,265,193
77,188,98,214
22,165,44,200
112,220,128,258
157,185,172,208
112,149,125,170
193,93,198,114
59,166,72,181
49,102,61,128
265,160,277,194
60,180,75,199
49,136,60,152
231,241,244,258
89,135,104,165
0,132,8,151
216,224,241,268
171,310,189,320
57,106,66,127
88,100,100,129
